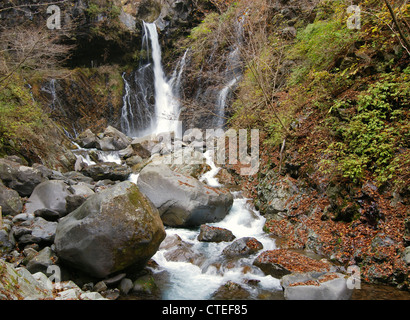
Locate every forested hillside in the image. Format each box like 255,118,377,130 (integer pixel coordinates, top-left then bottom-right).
0,0,409,299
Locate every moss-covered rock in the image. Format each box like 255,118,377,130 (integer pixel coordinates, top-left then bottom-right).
54,181,166,278
0,260,53,300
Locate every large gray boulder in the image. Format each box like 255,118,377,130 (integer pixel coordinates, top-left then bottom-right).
137,164,233,227
97,126,132,151
12,217,58,245
76,129,98,148
222,237,263,257
25,180,72,216
0,182,23,216
281,272,354,300
54,181,165,278
81,162,132,181
0,159,44,197
0,260,53,300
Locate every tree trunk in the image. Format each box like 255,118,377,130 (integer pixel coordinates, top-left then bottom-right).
384,0,410,51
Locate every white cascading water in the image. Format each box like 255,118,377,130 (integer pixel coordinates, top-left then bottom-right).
72,142,122,167
41,78,61,112
168,48,189,100
199,150,222,187
120,72,134,137
120,22,186,138
144,22,181,136
215,18,244,128
151,152,280,300
216,77,239,127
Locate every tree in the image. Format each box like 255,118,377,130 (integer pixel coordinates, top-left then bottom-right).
0,1,75,88
383,0,410,51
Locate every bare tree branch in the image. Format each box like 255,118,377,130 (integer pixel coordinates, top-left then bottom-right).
0,0,68,13
383,0,410,51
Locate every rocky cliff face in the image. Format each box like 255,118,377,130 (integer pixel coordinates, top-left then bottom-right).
1,0,207,144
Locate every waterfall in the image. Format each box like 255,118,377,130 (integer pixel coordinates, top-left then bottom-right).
152,152,280,300
168,49,189,100
215,18,245,128
120,72,133,137
199,150,222,187
41,78,62,112
145,22,181,136
120,57,155,137
120,22,185,138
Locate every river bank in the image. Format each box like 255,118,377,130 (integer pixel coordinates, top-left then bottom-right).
1,126,409,300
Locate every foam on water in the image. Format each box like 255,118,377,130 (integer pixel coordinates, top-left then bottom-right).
151,153,280,300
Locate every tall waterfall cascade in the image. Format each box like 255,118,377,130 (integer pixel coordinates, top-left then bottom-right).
120,22,186,138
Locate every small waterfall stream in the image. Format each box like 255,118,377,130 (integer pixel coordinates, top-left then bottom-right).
215,18,244,128
41,78,61,112
150,152,281,300
71,141,122,167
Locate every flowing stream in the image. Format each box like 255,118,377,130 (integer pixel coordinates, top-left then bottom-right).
116,20,282,299
149,153,282,300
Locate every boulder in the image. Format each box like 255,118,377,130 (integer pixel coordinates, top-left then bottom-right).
118,145,135,159
151,148,210,179
34,209,60,222
281,272,353,300
65,195,88,214
130,137,155,159
30,217,58,243
119,278,133,295
0,182,23,216
132,274,160,298
81,162,132,181
54,181,165,278
97,126,132,151
137,164,233,227
63,171,94,184
76,129,98,148
97,136,117,151
222,237,263,257
0,229,14,254
255,175,302,216
32,164,54,179
125,155,143,167
253,249,331,279
25,180,72,216
0,159,44,197
160,234,204,266
211,281,251,300
65,184,95,213
13,217,58,245
26,246,58,274
0,260,53,300
197,225,236,243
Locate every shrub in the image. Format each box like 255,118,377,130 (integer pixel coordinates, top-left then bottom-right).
0,76,45,151
288,19,359,85
324,67,410,186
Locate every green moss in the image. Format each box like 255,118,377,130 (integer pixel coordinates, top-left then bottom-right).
0,76,45,153
127,185,148,209
288,19,359,85
323,68,410,186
